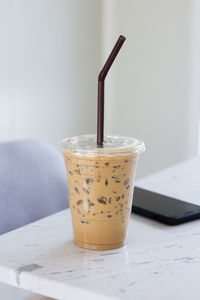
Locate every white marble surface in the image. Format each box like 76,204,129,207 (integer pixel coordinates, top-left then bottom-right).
0,157,200,300
137,156,200,205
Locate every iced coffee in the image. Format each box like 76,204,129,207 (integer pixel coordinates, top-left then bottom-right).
61,134,145,250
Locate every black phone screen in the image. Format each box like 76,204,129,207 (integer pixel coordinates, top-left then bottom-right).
132,187,200,225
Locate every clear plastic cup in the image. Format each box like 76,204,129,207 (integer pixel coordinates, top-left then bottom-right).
60,135,145,250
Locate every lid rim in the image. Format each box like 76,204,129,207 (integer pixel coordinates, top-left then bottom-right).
59,134,145,155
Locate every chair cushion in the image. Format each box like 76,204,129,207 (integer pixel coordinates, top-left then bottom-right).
0,140,68,235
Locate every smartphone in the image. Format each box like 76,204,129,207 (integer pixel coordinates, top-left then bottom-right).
132,187,200,225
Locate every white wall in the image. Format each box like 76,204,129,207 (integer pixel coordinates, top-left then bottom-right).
0,0,102,144
102,0,200,177
1,0,200,178
189,0,200,155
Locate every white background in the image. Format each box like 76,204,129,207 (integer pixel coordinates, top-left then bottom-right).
0,0,200,178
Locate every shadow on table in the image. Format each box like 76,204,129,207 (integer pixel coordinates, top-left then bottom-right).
27,295,54,300
0,282,54,300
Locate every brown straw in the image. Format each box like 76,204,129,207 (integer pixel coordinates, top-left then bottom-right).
97,35,126,146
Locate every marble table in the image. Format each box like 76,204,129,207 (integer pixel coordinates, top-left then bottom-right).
0,157,200,300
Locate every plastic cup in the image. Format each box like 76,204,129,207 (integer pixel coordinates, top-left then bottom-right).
60,135,145,250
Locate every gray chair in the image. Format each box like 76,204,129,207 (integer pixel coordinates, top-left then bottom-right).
0,139,68,299
0,139,68,234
